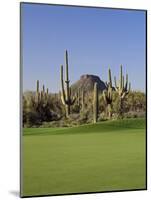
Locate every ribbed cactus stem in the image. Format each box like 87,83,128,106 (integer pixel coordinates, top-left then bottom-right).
65,50,69,81
65,51,70,117
60,65,66,105
125,74,128,90
108,68,112,87
36,80,39,93
35,80,40,102
43,85,45,93
103,68,113,119
93,82,98,123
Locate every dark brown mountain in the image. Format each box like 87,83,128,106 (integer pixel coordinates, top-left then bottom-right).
71,74,106,93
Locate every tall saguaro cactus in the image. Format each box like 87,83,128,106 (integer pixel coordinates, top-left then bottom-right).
35,80,40,102
93,82,98,123
36,80,39,93
103,68,113,119
114,65,131,116
60,50,76,117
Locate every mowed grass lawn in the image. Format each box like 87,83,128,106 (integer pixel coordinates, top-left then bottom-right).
22,118,146,197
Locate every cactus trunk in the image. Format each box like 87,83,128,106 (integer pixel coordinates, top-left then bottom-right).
103,68,113,119
108,104,112,119
60,50,76,118
119,97,124,118
93,82,98,123
36,80,39,93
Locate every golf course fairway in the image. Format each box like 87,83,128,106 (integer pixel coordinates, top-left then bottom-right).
21,118,146,196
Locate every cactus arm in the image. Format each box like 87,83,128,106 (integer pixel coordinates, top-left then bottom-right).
103,90,107,102
60,65,66,105
70,96,76,105
114,76,118,90
125,73,128,90
105,81,108,88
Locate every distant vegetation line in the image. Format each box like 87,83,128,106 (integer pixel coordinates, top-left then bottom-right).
23,118,145,136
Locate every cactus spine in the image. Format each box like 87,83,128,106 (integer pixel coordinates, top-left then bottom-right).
60,50,76,117
103,68,113,119
93,82,98,123
114,65,131,116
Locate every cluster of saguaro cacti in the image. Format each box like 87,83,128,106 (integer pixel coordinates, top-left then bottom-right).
114,65,131,116
103,68,113,119
35,80,49,105
93,82,98,123
60,50,76,118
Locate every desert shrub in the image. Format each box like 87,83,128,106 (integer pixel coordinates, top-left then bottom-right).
23,90,146,127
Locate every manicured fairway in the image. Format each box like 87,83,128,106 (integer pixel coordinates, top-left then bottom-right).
22,118,146,196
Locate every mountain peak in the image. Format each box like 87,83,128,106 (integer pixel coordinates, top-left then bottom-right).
71,74,106,93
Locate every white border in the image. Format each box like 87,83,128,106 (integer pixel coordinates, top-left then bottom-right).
0,0,150,199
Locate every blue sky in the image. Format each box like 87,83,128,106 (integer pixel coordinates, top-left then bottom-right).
22,3,146,92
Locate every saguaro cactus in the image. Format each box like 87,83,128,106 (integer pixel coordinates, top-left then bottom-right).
60,50,76,117
35,80,40,102
103,68,113,119
36,80,39,93
93,82,98,123
114,65,131,116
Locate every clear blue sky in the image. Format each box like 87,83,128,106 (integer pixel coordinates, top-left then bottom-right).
22,3,146,93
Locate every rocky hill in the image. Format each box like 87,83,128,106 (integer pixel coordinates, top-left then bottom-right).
71,74,106,93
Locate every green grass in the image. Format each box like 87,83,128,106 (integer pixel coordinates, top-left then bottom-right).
22,118,146,197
